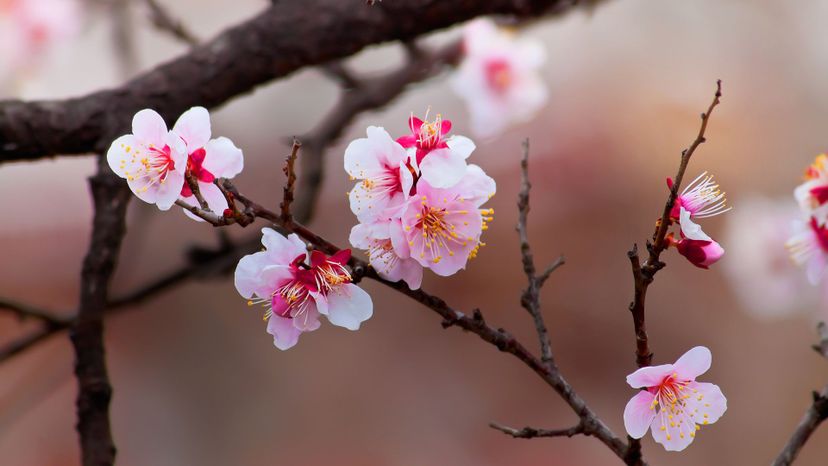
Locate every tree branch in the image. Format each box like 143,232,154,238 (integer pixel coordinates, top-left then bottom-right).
70,160,131,466
772,322,828,466
0,0,583,162
490,421,585,439
144,0,199,47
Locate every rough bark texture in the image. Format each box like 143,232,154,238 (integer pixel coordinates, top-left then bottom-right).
0,0,575,162
70,163,131,466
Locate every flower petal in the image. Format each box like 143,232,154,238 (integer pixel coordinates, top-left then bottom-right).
626,364,674,389
173,106,211,150
650,408,696,452
446,135,475,160
623,391,657,439
266,315,303,350
684,382,727,425
261,229,307,265
132,109,168,147
323,284,373,330
679,207,712,241
203,136,244,178
673,346,712,381
418,147,467,188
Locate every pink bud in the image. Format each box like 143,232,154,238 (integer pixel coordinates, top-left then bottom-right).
676,238,725,269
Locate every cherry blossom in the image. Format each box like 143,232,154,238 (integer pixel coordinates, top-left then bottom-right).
399,165,495,276
173,107,244,221
623,346,727,452
106,109,188,210
668,172,731,221
349,219,423,290
673,207,725,269
345,126,410,222
450,18,548,139
397,113,476,189
235,228,373,350
794,154,828,225
0,0,81,71
786,216,828,285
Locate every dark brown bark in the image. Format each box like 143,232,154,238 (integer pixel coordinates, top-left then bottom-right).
70,162,131,466
0,0,575,162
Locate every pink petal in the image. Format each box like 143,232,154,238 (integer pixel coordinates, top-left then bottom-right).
173,106,211,150
649,409,696,452
673,346,712,381
623,391,656,439
322,284,373,330
684,382,727,425
418,148,467,188
266,315,303,350
453,164,496,208
131,109,168,148
203,137,244,179
626,364,674,389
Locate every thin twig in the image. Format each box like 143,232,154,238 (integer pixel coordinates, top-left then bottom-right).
144,0,199,47
0,297,67,325
490,421,584,439
772,323,828,466
627,80,722,368
516,139,556,368
280,139,301,224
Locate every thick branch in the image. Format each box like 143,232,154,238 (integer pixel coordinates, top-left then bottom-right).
772,323,828,466
0,0,581,162
70,162,131,466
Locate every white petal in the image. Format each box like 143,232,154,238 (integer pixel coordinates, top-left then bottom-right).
323,284,373,330
173,106,211,150
679,207,712,241
132,109,168,147
203,137,244,178
419,148,467,188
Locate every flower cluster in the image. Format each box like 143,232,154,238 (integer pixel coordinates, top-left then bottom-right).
235,229,373,350
451,19,548,139
786,154,828,284
623,346,727,452
345,113,496,290
106,107,243,216
666,172,730,269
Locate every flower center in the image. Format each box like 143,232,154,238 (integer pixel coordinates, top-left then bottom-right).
368,240,400,273
415,200,466,264
361,166,403,197
418,115,444,151
180,147,216,197
484,58,513,93
650,375,703,441
313,259,352,293
120,142,176,193
810,218,828,253
673,172,730,219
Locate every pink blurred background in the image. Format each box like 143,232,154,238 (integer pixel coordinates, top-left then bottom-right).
2,0,828,464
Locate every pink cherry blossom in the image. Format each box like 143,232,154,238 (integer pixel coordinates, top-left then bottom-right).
235,228,373,350
345,126,410,222
794,154,828,225
350,219,423,290
668,172,731,221
450,18,548,139
723,196,816,319
399,165,495,276
173,107,244,221
397,112,476,189
623,346,727,452
106,109,188,210
0,0,81,71
674,206,725,269
786,216,828,285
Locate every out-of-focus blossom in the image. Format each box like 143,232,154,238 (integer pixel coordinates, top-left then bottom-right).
723,196,815,319
450,18,548,139
235,229,373,350
623,346,727,452
786,216,828,286
794,154,828,225
397,113,476,189
0,0,81,71
349,219,423,290
174,107,244,221
345,126,410,222
669,172,731,221
674,207,725,269
106,109,188,210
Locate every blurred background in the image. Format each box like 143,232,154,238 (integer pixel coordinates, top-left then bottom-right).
1,0,827,464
